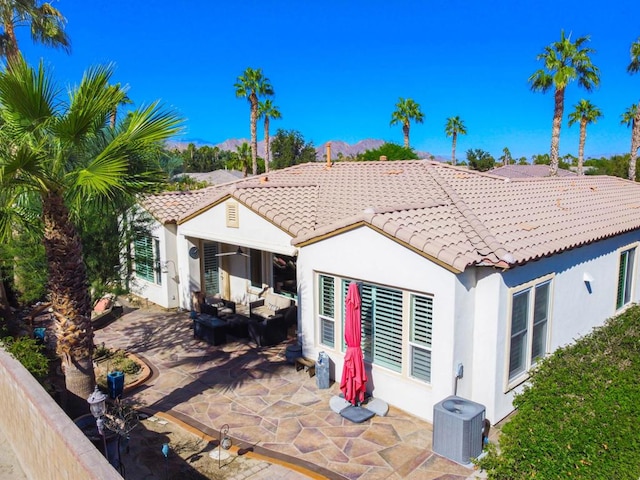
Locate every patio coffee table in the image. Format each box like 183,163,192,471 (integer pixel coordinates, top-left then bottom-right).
193,315,227,346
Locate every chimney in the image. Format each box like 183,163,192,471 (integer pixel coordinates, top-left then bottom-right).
326,142,332,167
379,155,388,161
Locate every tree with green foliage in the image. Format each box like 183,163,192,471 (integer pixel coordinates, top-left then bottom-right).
234,67,274,176
621,104,639,181
585,154,635,179
532,152,571,171
529,30,600,176
0,0,70,64
270,129,316,170
358,142,418,161
228,142,252,177
444,116,467,165
476,305,640,479
0,57,182,415
258,99,281,173
498,147,512,166
390,97,424,149
626,37,640,181
466,148,495,171
568,99,602,175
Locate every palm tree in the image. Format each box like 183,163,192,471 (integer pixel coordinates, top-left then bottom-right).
0,0,70,65
567,99,602,175
258,99,281,173
228,142,251,177
529,30,600,176
234,68,274,176
444,116,467,165
621,104,639,181
390,97,424,149
500,147,513,166
626,37,640,181
0,57,182,415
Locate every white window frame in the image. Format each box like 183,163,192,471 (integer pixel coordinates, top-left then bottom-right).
505,274,553,390
616,244,637,311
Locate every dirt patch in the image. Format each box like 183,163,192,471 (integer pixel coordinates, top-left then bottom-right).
120,413,272,480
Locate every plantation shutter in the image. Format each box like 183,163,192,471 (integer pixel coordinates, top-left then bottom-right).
410,294,433,382
373,286,403,372
531,282,550,362
509,289,530,379
203,243,219,295
134,236,154,282
617,249,635,309
319,275,335,347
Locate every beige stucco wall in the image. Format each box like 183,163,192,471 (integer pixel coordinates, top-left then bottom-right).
0,348,121,480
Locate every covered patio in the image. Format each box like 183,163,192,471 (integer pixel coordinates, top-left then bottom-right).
94,303,485,480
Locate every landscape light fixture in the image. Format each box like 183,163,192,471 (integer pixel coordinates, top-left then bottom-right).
218,423,232,468
87,385,109,462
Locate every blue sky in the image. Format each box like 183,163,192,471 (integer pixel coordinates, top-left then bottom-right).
18,1,640,160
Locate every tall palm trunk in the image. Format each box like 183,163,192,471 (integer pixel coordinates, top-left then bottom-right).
451,132,458,166
2,18,19,65
42,191,95,416
630,107,640,181
264,116,270,173
550,87,566,176
250,94,258,176
577,118,587,175
403,123,410,149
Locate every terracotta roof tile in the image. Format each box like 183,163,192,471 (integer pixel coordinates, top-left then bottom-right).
141,161,640,271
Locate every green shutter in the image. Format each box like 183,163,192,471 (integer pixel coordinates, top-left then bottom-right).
371,286,403,372
134,236,154,282
617,249,635,309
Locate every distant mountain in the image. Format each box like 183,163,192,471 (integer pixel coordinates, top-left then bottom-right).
167,138,442,161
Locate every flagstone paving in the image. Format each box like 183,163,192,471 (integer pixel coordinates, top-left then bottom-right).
95,305,485,480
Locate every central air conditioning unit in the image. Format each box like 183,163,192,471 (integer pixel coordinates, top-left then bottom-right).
432,395,485,465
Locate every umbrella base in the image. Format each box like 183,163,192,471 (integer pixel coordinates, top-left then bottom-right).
340,405,375,424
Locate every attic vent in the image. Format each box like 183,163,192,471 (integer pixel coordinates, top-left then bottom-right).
226,201,239,228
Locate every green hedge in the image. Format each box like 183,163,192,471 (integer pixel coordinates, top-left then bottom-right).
476,305,640,479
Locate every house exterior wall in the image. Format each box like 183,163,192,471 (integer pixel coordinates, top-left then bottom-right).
297,226,461,422
129,221,179,309
473,229,640,423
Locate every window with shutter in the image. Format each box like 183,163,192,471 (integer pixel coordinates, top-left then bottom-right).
319,275,335,347
202,242,219,295
616,247,636,310
410,294,433,383
507,276,552,386
134,235,161,284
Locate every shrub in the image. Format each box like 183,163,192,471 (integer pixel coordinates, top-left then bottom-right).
2,336,49,379
476,306,640,479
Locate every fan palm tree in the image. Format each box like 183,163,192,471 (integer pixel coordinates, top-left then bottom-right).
0,0,70,64
621,104,639,181
444,116,467,165
258,99,281,173
390,97,424,149
529,30,600,176
234,67,274,176
0,57,182,415
626,37,640,181
568,99,602,175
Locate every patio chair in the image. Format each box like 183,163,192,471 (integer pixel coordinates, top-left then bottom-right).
247,313,288,347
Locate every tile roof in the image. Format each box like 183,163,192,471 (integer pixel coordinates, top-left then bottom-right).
142,161,640,272
490,164,577,178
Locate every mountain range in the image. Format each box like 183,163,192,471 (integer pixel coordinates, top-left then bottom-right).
167,138,442,161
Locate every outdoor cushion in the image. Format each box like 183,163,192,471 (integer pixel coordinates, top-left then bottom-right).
340,405,375,423
94,297,112,313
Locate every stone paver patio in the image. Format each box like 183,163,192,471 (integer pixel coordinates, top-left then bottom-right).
94,305,484,480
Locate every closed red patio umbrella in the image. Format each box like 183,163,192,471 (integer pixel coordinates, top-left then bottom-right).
340,282,367,405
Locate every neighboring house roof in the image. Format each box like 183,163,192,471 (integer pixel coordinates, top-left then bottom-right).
177,170,244,185
490,164,577,178
142,161,640,272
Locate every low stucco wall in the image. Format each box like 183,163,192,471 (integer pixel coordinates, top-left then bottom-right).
0,348,121,480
